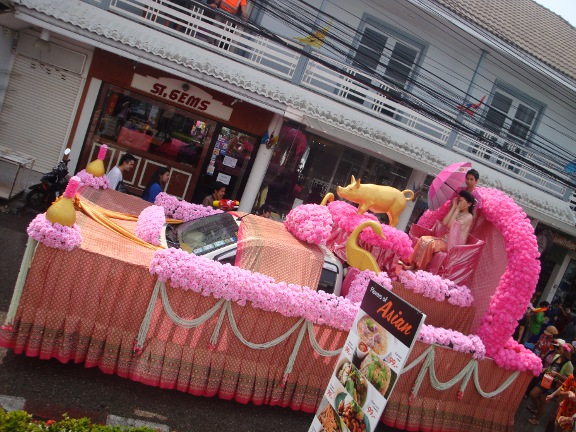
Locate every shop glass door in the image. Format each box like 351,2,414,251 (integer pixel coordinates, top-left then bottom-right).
193,126,259,204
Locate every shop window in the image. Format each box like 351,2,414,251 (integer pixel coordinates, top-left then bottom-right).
86,84,216,169
81,83,259,202
258,123,412,218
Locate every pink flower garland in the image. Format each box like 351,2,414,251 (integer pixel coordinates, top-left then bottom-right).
154,193,222,221
135,205,166,246
416,187,541,374
418,325,486,360
327,201,413,260
284,204,333,245
346,269,393,303
398,270,474,307
149,248,359,330
148,236,485,359
27,214,82,251
76,169,110,189
493,338,542,376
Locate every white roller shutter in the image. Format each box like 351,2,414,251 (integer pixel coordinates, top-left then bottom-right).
0,55,82,173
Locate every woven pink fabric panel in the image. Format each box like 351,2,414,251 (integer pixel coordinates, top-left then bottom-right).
392,282,475,334
383,342,532,432
467,220,508,332
236,215,323,289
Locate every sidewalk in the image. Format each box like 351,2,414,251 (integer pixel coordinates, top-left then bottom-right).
515,388,560,432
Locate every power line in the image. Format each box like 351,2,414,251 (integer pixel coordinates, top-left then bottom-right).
253,0,576,166
240,0,576,186
319,0,576,158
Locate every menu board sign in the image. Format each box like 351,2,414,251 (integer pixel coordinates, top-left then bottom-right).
309,280,425,432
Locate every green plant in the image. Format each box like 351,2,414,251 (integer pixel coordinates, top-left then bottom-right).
0,410,160,431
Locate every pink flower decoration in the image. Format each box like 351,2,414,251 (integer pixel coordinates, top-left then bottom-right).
154,193,222,221
327,201,413,260
98,144,108,160
63,176,81,199
27,213,82,251
76,169,110,189
398,270,474,307
135,205,165,246
417,187,541,374
149,248,359,330
418,324,486,359
284,204,333,245
346,269,393,303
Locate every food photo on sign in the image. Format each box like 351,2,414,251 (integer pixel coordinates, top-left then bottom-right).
310,280,425,432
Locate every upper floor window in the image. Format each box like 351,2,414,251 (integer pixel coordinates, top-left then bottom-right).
482,85,543,146
351,20,423,90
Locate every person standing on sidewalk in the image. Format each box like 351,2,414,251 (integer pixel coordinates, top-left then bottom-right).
527,301,551,343
546,373,576,431
528,343,574,426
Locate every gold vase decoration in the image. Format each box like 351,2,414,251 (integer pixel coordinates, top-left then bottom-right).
85,144,108,177
45,176,81,227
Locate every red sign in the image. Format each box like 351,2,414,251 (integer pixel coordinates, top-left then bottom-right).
131,74,233,121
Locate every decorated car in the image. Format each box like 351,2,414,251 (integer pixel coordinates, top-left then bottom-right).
0,147,540,431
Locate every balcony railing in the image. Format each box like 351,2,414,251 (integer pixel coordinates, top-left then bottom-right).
106,0,573,199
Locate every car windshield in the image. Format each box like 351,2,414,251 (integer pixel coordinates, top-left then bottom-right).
164,213,239,255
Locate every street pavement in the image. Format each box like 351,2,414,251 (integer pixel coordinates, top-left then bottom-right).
0,198,559,431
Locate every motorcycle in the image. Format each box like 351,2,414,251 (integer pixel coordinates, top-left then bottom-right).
26,148,71,212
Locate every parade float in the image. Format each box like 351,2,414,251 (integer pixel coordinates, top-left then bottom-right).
0,149,541,432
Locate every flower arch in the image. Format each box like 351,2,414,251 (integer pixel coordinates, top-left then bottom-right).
418,187,541,373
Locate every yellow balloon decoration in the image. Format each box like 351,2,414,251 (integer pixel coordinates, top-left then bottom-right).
85,144,108,177
45,176,81,227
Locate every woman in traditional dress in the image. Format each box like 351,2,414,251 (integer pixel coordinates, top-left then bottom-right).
405,190,475,271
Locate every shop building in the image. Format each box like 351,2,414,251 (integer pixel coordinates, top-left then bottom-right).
77,49,273,202
1,0,576,307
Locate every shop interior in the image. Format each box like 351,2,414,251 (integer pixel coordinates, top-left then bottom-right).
258,123,431,224
80,83,259,202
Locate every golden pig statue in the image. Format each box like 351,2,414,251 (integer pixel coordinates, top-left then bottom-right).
336,176,414,227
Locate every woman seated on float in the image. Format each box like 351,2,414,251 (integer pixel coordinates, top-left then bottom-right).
404,190,475,271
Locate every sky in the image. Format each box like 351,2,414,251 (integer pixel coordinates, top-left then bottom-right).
536,0,576,27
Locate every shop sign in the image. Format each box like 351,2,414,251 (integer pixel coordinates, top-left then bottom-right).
131,74,233,121
552,232,576,252
309,280,425,432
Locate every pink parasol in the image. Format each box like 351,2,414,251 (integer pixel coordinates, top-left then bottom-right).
428,162,472,211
